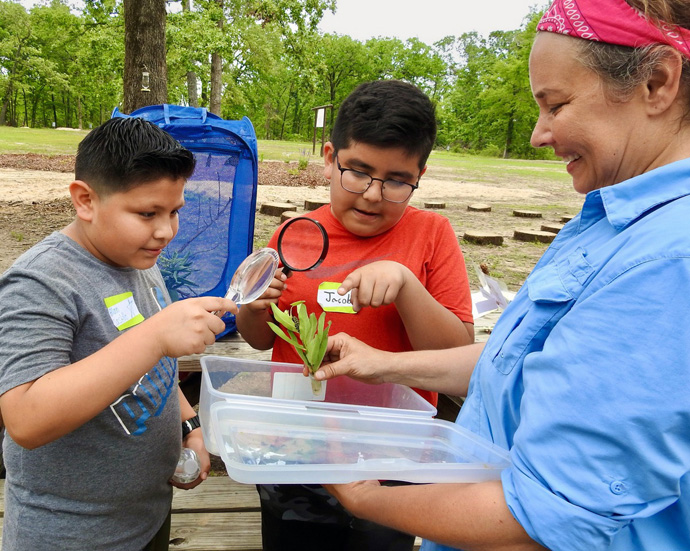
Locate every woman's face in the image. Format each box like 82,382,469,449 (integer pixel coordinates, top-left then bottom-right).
529,32,651,194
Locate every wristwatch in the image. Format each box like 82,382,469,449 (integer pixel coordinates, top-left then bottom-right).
181,414,201,439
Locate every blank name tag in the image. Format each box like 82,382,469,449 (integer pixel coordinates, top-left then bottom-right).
271,372,326,401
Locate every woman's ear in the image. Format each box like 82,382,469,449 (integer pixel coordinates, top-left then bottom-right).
69,180,97,222
644,48,684,116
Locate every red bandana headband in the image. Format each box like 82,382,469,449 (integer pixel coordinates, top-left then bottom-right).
537,0,690,58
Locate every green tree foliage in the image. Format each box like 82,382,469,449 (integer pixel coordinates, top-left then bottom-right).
439,8,550,159
0,0,550,159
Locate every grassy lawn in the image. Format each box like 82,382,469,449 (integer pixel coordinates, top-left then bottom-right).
0,127,90,155
0,126,316,161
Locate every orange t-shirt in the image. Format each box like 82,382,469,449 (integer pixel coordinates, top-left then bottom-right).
268,205,473,407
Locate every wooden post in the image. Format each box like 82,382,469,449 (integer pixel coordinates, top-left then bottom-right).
311,104,333,157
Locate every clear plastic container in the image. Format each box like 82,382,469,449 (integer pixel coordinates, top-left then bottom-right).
199,356,437,455
210,401,511,484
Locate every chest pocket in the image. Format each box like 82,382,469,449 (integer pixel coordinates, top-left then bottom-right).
491,248,594,375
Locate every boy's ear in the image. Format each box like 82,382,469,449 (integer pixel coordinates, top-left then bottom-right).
322,142,335,181
420,165,427,178
69,180,98,222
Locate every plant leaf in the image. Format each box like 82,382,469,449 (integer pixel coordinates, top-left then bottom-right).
267,322,304,349
270,303,297,332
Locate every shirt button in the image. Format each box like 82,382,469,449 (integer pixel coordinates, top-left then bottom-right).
610,481,627,495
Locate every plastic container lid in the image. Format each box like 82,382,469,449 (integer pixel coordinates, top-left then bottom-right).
210,401,511,484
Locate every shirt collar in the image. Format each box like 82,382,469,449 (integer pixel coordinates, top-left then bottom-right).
598,158,690,231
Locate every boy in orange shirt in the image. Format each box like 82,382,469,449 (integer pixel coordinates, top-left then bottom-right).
237,79,474,550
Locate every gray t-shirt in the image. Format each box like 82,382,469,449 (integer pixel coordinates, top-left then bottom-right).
0,232,181,550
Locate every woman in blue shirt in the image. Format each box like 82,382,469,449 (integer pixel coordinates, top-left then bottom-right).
315,1,690,550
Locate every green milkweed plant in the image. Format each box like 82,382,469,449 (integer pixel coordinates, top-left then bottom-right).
268,301,332,395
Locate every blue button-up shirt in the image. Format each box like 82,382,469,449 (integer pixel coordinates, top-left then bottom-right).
423,159,690,551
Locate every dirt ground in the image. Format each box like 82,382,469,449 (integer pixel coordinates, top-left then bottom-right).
0,154,583,288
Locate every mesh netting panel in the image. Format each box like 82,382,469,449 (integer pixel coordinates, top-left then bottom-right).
112,105,258,336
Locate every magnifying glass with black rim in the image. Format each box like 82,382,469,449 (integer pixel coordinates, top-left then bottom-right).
215,217,329,315
276,217,329,277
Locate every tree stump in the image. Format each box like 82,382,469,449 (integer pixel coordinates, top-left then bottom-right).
561,214,575,223
260,202,296,216
513,229,555,244
280,211,303,223
304,199,329,210
513,209,542,218
468,203,491,212
424,201,446,209
541,223,564,234
463,230,504,246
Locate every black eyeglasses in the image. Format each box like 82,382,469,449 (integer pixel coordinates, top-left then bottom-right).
336,158,419,203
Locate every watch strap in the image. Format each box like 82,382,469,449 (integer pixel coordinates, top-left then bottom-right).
182,414,201,439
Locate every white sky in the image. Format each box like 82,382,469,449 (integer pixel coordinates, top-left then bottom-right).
17,0,546,44
317,0,548,44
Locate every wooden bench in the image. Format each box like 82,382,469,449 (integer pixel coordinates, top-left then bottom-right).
169,477,262,550
0,477,261,550
0,477,422,549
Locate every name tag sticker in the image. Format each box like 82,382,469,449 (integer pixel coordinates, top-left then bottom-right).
317,282,356,314
104,292,145,331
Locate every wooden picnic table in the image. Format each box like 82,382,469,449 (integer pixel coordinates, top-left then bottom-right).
0,477,423,549
0,477,262,550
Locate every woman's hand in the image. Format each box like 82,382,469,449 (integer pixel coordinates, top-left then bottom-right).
312,332,394,385
322,480,382,514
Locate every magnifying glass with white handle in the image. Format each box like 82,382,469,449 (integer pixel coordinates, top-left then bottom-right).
214,248,279,315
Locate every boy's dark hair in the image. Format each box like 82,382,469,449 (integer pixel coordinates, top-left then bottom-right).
330,80,437,169
75,117,196,195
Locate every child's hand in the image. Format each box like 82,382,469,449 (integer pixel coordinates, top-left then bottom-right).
154,297,238,358
338,261,412,312
171,431,211,490
241,268,287,316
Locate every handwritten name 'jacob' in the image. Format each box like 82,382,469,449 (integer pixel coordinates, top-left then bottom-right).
317,283,356,314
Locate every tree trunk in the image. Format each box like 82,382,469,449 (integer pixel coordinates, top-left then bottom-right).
182,0,199,108
0,82,12,127
22,89,28,127
187,72,199,107
11,90,18,127
209,0,224,115
77,95,83,129
503,109,515,159
51,94,58,127
279,83,293,140
123,0,168,114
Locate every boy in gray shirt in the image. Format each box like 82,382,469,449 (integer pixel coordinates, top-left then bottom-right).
0,117,237,550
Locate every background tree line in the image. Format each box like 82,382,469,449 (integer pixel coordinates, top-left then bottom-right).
0,0,550,159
